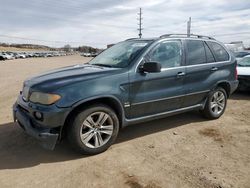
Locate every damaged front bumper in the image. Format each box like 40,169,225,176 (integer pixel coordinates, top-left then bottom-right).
12,94,71,150
13,102,59,150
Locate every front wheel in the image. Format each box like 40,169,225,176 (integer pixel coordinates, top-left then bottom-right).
201,87,227,119
68,104,119,155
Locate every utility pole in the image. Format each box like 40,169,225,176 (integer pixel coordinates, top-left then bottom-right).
137,8,143,38
187,17,191,37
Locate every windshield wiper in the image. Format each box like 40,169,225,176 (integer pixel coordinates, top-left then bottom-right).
91,63,113,68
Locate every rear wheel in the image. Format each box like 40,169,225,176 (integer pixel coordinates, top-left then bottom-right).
68,105,119,155
201,87,227,119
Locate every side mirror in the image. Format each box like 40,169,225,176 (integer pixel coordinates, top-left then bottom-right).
139,61,161,73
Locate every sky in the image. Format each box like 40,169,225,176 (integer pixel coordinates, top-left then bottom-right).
0,0,250,48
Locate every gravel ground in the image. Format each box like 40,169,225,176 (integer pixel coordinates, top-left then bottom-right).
0,55,249,188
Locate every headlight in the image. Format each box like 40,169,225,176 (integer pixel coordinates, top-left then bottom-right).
22,86,30,101
29,92,61,105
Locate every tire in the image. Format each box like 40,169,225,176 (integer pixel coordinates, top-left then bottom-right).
201,87,227,119
67,104,119,155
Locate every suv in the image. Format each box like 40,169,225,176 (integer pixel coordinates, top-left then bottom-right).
13,34,238,154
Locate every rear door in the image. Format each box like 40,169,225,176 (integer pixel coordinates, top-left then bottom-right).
182,39,216,107
129,40,186,119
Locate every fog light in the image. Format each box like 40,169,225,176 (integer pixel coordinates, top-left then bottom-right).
34,111,43,120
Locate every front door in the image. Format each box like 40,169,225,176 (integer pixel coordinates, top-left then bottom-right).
128,40,185,119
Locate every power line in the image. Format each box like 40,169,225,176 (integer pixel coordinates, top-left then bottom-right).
0,34,108,46
0,34,76,43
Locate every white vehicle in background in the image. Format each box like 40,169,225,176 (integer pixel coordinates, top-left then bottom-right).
1,52,15,60
234,51,250,61
81,52,92,57
15,53,26,59
237,55,250,91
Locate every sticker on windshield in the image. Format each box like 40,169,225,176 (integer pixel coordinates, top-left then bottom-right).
132,43,148,47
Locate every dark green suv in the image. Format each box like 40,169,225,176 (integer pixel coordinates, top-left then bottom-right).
13,34,238,154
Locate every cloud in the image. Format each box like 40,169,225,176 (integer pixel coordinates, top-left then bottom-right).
0,0,250,47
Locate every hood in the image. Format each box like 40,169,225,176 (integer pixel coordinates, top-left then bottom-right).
237,66,250,76
24,64,120,92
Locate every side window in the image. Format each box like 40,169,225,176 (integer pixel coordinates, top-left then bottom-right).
204,42,215,63
148,41,182,68
207,41,229,62
186,40,206,65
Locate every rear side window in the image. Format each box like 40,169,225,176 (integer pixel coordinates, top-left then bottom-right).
204,43,215,63
207,41,229,62
186,40,206,65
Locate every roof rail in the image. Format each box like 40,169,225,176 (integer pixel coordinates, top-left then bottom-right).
160,33,215,40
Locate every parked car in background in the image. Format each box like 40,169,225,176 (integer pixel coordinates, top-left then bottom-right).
1,52,15,60
26,52,35,58
0,53,5,61
234,51,250,61
91,52,99,57
13,34,238,155
81,52,92,57
0,51,71,61
14,53,26,59
237,55,250,91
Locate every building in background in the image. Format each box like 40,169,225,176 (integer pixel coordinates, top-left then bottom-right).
225,41,245,52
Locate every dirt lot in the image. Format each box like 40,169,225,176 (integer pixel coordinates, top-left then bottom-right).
0,55,249,188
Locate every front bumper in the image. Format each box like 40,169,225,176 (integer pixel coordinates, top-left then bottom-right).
13,103,58,150
13,95,71,150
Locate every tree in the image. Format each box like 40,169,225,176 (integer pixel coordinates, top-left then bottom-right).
64,44,71,52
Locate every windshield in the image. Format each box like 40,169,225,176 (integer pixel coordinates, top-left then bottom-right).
89,40,150,68
238,56,250,67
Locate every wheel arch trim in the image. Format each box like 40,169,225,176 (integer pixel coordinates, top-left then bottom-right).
213,80,231,97
61,95,126,138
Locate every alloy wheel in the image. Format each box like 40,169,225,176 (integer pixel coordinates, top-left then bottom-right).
210,91,226,115
80,112,114,148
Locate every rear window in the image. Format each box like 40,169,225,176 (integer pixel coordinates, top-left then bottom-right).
186,40,206,65
207,41,229,62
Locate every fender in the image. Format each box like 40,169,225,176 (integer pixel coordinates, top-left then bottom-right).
69,95,126,126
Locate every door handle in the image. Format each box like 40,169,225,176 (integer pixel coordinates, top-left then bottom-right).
211,67,218,71
177,72,185,77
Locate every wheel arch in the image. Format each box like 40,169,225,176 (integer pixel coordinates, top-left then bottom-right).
61,96,125,139
215,81,231,98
